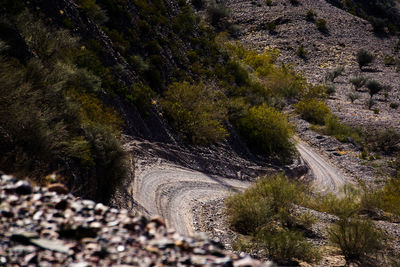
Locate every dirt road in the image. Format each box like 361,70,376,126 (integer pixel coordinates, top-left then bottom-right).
131,140,346,235
296,141,346,193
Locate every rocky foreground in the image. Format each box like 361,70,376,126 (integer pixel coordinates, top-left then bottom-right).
0,174,270,266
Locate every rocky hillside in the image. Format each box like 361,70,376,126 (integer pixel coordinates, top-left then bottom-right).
227,0,400,129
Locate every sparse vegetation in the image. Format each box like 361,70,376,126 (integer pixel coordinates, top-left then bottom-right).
366,79,383,98
296,44,307,58
328,217,386,264
316,18,328,32
356,49,375,70
348,92,360,103
325,66,344,82
349,76,368,90
226,174,320,264
306,9,316,21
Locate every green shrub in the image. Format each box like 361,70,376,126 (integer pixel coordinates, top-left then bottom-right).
295,99,331,125
316,18,328,32
347,92,360,103
366,79,383,98
306,9,316,21
328,217,385,264
76,0,108,24
263,65,307,99
125,82,155,114
296,45,307,58
161,82,228,145
84,124,127,203
226,174,304,232
265,0,273,6
384,55,397,66
266,21,277,33
325,66,344,82
356,49,375,69
207,3,230,30
349,76,368,90
307,185,362,218
226,175,320,264
390,102,399,109
370,16,386,34
367,127,400,153
255,227,320,264
237,104,294,160
382,178,400,216
323,115,363,144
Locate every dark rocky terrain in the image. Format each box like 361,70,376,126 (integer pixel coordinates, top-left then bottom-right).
0,174,271,266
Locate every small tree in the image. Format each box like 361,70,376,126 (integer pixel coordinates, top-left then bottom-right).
356,49,375,70
366,80,382,98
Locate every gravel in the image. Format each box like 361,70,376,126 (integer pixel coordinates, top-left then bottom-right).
0,174,273,266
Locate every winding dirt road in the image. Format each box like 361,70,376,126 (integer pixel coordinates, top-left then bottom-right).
131,140,347,235
296,141,346,193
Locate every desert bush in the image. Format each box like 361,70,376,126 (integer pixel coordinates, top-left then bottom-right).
296,45,307,58
347,92,360,103
349,76,368,90
370,16,386,34
366,79,383,98
325,66,344,82
207,2,230,30
161,81,228,145
382,177,400,216
295,99,331,125
226,175,320,264
356,49,375,70
76,0,108,24
83,124,127,203
307,185,361,217
384,55,397,66
289,0,299,5
125,82,155,114
266,21,277,33
255,227,321,264
306,9,316,21
316,18,328,32
390,102,399,109
226,174,305,233
263,65,307,99
322,115,364,144
367,128,400,153
237,104,294,160
328,217,385,264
